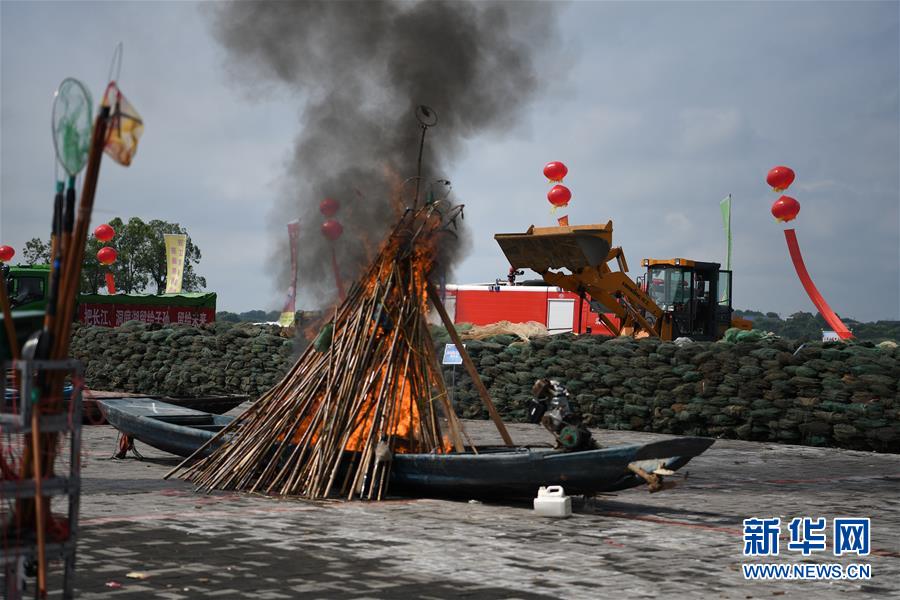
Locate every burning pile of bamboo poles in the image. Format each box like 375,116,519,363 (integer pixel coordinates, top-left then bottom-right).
172,203,472,500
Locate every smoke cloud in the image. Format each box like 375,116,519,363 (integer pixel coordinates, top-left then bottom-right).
208,0,560,305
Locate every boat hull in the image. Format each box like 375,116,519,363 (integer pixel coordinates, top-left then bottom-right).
84,392,246,424
390,437,712,498
98,398,714,499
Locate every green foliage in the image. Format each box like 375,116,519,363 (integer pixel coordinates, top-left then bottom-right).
735,309,899,343
142,219,206,294
28,217,206,294
215,310,283,323
92,217,205,294
22,238,51,264
846,320,900,342
82,217,149,293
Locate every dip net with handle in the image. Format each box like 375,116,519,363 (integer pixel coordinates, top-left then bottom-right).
173,202,473,500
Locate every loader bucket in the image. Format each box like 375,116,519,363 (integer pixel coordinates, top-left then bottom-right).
495,224,613,273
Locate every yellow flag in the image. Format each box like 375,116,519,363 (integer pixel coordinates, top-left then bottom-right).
164,234,187,294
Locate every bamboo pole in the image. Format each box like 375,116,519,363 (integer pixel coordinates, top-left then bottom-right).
175,204,471,500
426,281,514,447
31,407,47,596
52,105,110,361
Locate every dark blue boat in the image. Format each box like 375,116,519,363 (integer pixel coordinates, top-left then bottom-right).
98,398,234,458
98,398,714,499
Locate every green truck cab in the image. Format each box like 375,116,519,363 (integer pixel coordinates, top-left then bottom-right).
3,263,216,331
1,264,216,358
3,264,51,313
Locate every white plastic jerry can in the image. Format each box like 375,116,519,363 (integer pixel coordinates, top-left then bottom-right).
533,485,572,518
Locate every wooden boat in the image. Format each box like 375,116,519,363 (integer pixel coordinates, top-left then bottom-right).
4,386,246,425
83,390,247,424
98,398,714,499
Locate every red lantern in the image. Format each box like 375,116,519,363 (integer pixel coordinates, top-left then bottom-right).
547,184,571,208
771,195,800,222
94,223,115,242
0,246,14,263
321,219,343,241
320,197,340,217
97,246,118,265
766,166,795,192
543,161,568,182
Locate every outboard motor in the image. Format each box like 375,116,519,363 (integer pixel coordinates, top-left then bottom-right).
528,378,596,452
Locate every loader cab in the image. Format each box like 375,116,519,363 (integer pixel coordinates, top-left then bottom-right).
641,259,734,341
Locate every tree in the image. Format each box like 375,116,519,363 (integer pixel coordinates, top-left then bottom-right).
22,238,51,264
142,219,206,294
238,310,268,322
29,217,207,294
216,311,241,323
100,217,151,293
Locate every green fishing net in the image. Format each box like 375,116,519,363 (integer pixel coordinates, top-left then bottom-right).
52,78,93,177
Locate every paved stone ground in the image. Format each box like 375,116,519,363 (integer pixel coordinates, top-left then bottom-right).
25,420,900,598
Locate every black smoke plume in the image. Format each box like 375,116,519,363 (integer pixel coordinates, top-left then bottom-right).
209,0,560,305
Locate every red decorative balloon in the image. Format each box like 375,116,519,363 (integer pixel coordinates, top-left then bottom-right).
0,246,14,262
547,184,572,208
321,219,343,241
97,246,118,265
543,161,568,182
94,223,115,242
771,195,800,222
320,197,340,217
766,166,795,192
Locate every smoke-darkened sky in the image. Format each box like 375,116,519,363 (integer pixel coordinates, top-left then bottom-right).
1,1,898,321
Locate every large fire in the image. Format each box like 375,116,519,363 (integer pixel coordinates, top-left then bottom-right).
180,202,466,499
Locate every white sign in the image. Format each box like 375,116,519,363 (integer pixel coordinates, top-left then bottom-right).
822,330,841,342
442,343,464,365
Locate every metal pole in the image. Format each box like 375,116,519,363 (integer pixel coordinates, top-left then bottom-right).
451,364,456,406
414,126,426,207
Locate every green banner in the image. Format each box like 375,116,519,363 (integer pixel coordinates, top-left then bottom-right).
720,195,732,271
719,195,732,304
78,291,216,309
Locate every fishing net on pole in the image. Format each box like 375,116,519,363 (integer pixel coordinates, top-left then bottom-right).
51,78,93,177
101,82,143,167
174,202,471,500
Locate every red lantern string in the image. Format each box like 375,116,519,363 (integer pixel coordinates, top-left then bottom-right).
105,272,116,294
97,247,117,265
321,219,345,300
0,246,14,262
543,161,568,183
320,198,340,218
331,246,346,301
94,224,115,242
321,219,343,241
547,184,571,209
771,195,800,222
766,166,795,192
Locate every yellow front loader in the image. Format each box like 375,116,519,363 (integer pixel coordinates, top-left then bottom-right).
495,221,750,341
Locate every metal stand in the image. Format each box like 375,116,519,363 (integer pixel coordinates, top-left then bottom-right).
1,359,83,599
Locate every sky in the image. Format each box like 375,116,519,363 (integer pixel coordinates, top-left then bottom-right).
1,1,898,321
